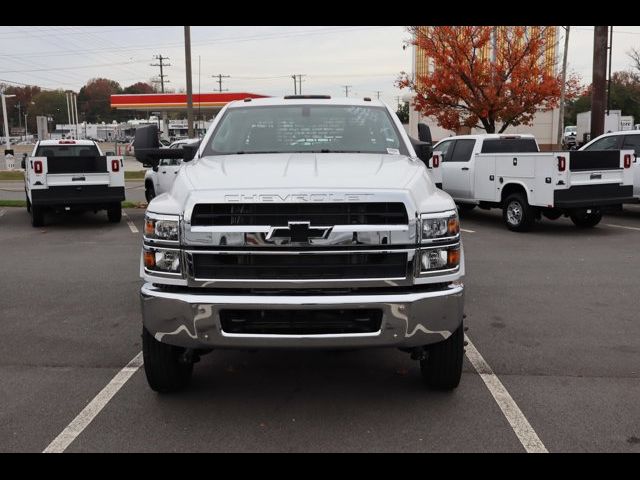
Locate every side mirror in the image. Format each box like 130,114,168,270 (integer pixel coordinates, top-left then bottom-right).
415,143,433,164
409,136,433,165
418,122,432,144
182,143,200,162
152,165,159,172
21,153,27,169
134,125,181,168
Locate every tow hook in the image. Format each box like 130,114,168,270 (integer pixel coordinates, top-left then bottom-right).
180,349,201,365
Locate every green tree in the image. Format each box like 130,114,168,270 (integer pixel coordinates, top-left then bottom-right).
123,82,156,94
396,101,409,124
565,71,640,126
29,90,68,133
77,78,123,123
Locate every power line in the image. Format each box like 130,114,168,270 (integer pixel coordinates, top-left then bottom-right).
151,54,171,93
212,74,230,92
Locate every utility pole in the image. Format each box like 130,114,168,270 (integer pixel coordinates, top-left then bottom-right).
606,26,613,115
291,75,297,95
342,85,352,97
558,26,570,147
152,54,171,139
212,74,230,93
296,75,305,94
591,26,608,140
73,93,80,139
184,26,194,139
151,55,171,93
374,90,382,100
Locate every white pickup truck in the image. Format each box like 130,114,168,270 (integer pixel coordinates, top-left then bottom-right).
135,96,465,393
23,139,125,227
431,133,635,231
144,138,201,202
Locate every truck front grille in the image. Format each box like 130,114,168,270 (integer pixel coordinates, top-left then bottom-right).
220,309,382,335
190,251,408,280
190,202,408,226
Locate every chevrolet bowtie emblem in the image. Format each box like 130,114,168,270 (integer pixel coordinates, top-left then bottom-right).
267,222,333,243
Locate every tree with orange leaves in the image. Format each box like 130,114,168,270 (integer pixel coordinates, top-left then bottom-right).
398,26,582,134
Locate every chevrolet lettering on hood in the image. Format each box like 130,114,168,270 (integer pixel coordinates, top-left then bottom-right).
224,193,374,203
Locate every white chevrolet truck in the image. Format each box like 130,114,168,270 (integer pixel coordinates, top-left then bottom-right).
431,134,635,231
135,96,465,393
23,139,125,227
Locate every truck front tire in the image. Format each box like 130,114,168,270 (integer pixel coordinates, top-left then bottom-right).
420,322,464,390
142,327,194,393
503,193,535,232
107,203,122,223
570,208,602,228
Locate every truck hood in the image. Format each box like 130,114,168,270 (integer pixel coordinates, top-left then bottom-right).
183,153,426,190
149,152,456,217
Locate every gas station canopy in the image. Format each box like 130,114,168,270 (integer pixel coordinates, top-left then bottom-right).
110,92,268,111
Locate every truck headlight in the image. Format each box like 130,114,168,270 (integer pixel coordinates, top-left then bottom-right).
144,213,180,242
419,246,460,273
144,247,181,274
421,210,459,242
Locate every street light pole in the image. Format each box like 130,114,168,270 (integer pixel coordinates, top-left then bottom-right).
2,92,16,153
184,26,194,139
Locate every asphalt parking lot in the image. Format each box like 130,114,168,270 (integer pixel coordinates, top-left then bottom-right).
1,204,639,452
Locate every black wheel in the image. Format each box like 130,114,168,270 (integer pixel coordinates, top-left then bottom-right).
420,322,464,390
31,205,44,227
107,203,122,223
457,203,476,214
542,208,562,220
570,208,602,228
25,192,31,213
142,327,193,393
145,183,156,203
503,193,535,232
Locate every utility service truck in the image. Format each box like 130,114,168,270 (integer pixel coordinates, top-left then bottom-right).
429,133,635,231
23,139,125,227
135,96,464,393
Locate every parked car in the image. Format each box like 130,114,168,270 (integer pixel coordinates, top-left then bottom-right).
579,130,640,202
562,125,577,149
134,96,465,393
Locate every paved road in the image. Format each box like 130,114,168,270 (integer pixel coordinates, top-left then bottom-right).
0,204,639,452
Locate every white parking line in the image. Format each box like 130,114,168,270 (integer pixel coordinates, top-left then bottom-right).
460,228,475,233
43,352,143,453
464,335,548,453
0,209,6,218
606,223,640,232
122,211,139,233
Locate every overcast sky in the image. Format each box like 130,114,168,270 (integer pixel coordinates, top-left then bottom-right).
1,26,639,106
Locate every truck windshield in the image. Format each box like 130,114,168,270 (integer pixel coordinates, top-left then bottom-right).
35,145,100,157
203,105,407,155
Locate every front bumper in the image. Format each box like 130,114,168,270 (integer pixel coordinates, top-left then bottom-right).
140,283,464,349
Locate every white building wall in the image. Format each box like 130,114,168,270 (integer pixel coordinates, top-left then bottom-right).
407,98,560,149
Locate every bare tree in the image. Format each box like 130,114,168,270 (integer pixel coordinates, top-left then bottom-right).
629,48,640,73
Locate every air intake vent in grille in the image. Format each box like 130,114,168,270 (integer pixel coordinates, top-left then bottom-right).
220,309,382,335
191,252,408,280
191,203,408,226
